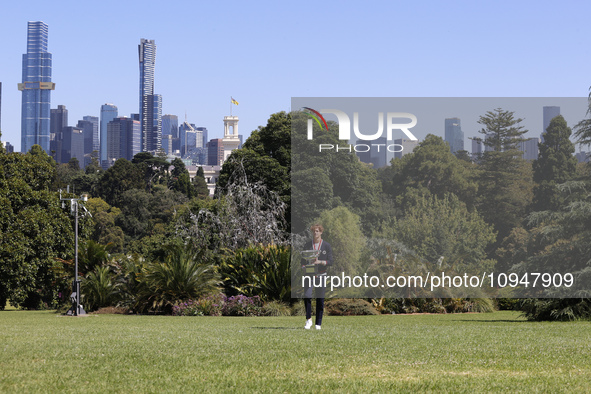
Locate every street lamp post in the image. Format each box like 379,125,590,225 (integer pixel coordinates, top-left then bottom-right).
60,190,90,316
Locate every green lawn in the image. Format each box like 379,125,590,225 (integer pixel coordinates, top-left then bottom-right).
1,311,590,393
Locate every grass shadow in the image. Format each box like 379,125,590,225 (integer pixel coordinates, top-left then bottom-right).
250,326,301,330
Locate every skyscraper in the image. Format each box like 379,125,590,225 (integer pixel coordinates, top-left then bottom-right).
139,39,162,152
100,104,118,168
444,117,464,154
83,115,99,153
50,105,68,163
19,21,55,154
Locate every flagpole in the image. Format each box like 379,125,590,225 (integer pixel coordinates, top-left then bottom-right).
230,97,232,116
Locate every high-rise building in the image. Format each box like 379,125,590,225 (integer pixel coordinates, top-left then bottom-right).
444,118,464,154
518,137,539,161
77,119,97,166
100,104,118,168
162,114,178,138
82,115,99,153
50,105,68,163
207,139,224,166
61,126,85,165
394,138,419,159
107,117,141,164
19,22,55,154
139,39,162,152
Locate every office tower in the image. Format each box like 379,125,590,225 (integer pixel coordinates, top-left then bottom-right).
179,121,196,157
82,115,99,153
472,138,484,160
100,104,118,168
162,135,173,155
199,127,208,148
19,22,55,154
445,118,464,154
518,138,539,161
5,142,14,153
77,119,96,167
207,139,224,166
542,106,560,142
107,117,141,163
393,138,419,159
139,39,162,152
50,105,68,163
162,114,178,138
61,126,85,165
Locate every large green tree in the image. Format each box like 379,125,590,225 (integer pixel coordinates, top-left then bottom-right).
531,115,578,212
380,134,478,209
0,146,74,309
475,109,533,253
97,158,144,206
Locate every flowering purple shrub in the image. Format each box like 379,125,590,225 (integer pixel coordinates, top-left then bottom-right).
222,295,263,317
172,294,264,316
172,293,225,316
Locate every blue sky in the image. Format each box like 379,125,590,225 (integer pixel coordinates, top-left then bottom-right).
1,0,590,152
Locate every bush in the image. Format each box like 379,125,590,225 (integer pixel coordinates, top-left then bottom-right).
222,295,263,316
261,301,291,316
519,298,591,321
173,293,225,316
325,299,379,316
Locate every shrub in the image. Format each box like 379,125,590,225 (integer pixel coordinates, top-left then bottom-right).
261,301,291,316
222,244,291,303
222,295,263,316
325,299,379,316
518,298,591,321
173,294,225,316
81,265,119,312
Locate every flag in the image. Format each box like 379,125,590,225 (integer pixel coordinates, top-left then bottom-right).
231,97,239,105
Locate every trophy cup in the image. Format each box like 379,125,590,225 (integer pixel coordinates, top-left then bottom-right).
301,249,321,274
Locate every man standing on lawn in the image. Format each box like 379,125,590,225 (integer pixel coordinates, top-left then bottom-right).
302,224,333,330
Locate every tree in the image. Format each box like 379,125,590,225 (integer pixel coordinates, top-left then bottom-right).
97,158,144,206
475,109,533,251
386,194,496,275
0,146,74,309
531,115,578,212
132,152,170,192
169,158,195,199
194,166,209,198
315,206,365,274
380,134,478,209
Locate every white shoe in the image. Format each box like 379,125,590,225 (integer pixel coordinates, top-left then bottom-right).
304,319,312,329
315,325,321,330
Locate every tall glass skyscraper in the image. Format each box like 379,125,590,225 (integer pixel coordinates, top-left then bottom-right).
139,39,162,152
19,21,55,154
100,104,118,168
445,117,464,154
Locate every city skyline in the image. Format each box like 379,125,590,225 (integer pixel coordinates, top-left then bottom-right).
2,2,591,153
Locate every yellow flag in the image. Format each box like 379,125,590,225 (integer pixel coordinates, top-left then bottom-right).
231,97,239,105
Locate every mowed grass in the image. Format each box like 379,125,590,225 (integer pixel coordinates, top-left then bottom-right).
1,311,590,393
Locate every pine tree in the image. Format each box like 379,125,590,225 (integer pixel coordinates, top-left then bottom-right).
531,115,577,211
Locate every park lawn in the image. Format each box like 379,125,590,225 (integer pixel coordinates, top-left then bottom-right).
0,310,590,393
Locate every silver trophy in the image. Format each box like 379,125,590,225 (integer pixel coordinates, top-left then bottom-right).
301,249,321,274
